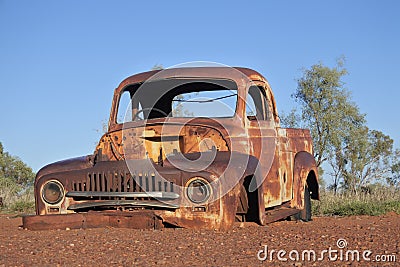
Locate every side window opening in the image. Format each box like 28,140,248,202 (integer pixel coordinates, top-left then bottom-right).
117,90,146,123
246,92,257,119
246,86,270,121
117,91,132,123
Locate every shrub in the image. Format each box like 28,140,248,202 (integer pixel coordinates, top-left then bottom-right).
0,185,35,213
10,199,35,213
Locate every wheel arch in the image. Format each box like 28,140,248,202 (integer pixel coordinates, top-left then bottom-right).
231,153,268,226
292,151,319,209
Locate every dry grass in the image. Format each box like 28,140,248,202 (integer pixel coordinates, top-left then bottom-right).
312,186,400,216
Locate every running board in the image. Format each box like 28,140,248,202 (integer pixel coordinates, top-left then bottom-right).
265,206,300,224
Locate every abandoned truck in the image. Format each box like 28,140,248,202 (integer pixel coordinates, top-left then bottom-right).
23,67,319,230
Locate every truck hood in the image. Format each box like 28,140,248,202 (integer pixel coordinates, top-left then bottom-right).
97,119,236,163
35,155,94,182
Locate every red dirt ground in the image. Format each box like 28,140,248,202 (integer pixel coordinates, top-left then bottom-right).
0,213,399,266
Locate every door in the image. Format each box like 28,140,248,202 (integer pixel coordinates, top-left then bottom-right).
245,85,283,207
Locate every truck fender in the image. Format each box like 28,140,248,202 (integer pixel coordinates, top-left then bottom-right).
239,155,268,225
292,151,319,210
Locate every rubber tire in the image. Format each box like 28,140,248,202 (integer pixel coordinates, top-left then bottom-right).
295,185,312,222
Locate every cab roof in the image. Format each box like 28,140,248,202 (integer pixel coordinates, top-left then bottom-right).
116,67,269,91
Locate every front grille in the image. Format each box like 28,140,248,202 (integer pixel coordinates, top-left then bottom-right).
72,171,175,194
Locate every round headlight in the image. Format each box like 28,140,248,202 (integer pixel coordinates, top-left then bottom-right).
186,178,211,204
42,181,64,204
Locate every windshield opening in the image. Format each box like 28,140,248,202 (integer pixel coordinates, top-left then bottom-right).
117,79,238,123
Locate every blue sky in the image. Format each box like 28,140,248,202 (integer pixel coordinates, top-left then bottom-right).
0,0,399,172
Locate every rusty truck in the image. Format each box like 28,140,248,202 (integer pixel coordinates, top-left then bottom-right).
23,66,319,230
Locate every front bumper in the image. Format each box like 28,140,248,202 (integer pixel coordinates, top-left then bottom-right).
22,211,163,230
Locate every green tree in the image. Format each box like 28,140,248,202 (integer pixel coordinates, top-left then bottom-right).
0,142,35,186
290,59,399,193
292,58,366,168
389,149,400,187
339,129,398,193
280,108,301,128
0,142,35,209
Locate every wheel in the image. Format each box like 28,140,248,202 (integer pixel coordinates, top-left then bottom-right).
295,185,312,222
243,177,259,222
